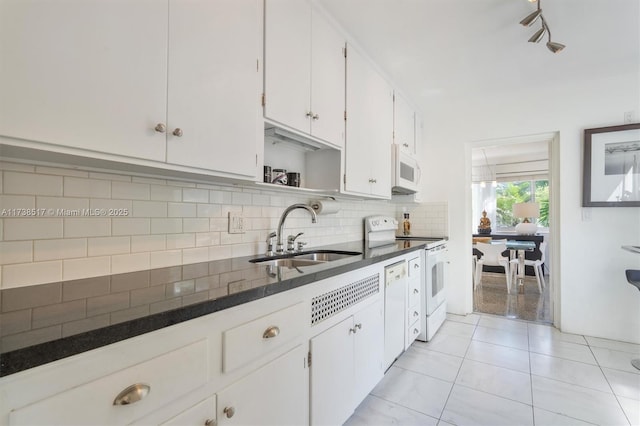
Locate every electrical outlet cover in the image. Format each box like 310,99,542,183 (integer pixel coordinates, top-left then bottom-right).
228,212,245,234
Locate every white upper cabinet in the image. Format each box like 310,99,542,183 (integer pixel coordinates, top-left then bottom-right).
309,10,346,148
264,0,345,148
0,0,168,161
344,44,393,198
166,0,261,177
0,0,260,179
394,91,417,155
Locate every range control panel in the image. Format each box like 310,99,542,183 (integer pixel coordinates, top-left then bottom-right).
365,216,399,248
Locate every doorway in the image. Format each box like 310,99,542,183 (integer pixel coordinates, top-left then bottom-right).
470,133,557,324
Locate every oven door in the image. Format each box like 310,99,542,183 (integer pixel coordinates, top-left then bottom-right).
425,245,448,315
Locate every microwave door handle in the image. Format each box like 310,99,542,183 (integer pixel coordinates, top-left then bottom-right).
416,162,422,186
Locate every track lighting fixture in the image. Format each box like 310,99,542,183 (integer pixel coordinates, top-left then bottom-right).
519,0,565,53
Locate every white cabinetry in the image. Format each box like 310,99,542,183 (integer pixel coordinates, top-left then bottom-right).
309,299,383,426
160,396,216,426
406,255,423,348
344,44,393,198
394,91,417,155
0,0,260,179
264,0,345,148
0,0,167,162
217,345,307,426
166,0,261,177
8,340,208,425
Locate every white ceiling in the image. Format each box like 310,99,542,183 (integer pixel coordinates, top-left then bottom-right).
316,0,640,112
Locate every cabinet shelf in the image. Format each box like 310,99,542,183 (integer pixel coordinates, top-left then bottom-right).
253,182,340,196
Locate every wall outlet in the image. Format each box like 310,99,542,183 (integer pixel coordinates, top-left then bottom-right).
228,212,245,234
624,111,636,123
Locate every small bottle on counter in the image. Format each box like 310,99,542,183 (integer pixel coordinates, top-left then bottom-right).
403,212,411,236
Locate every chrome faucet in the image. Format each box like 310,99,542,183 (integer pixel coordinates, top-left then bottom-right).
275,204,317,254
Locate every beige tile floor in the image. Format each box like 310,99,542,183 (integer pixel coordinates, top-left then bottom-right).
345,313,640,426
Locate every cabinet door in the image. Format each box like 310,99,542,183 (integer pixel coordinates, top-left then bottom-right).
309,317,355,426
353,300,384,406
394,91,416,154
310,10,345,148
166,0,260,177
264,0,311,133
160,396,216,426
344,44,393,197
217,345,307,426
0,0,167,161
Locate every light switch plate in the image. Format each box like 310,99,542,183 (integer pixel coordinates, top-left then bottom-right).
228,212,245,234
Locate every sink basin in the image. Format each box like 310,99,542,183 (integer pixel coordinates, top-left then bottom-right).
255,258,326,268
291,250,362,262
249,250,362,268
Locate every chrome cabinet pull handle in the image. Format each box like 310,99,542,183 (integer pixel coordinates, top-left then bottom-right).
414,288,419,294
312,113,319,120
205,419,216,426
113,383,150,405
154,123,166,133
172,128,183,137
263,325,280,339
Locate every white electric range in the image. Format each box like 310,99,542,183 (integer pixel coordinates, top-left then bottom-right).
365,216,448,342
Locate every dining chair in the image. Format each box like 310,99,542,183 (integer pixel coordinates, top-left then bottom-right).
474,242,511,293
510,242,546,293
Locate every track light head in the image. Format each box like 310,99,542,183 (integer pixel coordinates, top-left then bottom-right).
528,26,547,43
546,41,566,53
520,9,542,26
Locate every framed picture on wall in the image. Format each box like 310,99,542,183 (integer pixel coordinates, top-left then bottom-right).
583,123,640,207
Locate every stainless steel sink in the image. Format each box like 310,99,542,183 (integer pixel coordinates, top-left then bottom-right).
292,251,362,262
249,250,362,268
254,258,326,268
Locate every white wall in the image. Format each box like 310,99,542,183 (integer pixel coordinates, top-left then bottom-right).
420,69,640,343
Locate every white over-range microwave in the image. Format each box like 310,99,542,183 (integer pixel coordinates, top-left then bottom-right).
391,144,421,194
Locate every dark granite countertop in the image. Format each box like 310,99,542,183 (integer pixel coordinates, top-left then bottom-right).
0,239,431,377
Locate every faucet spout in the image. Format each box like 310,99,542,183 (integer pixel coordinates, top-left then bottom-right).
276,204,317,253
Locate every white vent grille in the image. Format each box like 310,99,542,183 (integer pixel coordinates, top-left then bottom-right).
311,274,379,325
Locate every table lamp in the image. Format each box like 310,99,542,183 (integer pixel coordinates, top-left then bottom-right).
513,202,539,235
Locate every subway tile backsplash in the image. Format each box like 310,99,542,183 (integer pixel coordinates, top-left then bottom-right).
0,161,447,289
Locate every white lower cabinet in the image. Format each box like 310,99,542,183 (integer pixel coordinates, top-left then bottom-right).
406,255,423,349
160,396,216,426
8,340,209,426
217,345,307,426
309,299,383,426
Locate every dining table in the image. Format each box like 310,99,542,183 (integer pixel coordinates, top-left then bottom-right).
505,240,537,293
473,239,537,294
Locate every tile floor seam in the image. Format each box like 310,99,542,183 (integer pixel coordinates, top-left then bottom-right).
593,349,636,426
391,363,457,383
435,336,471,424
453,381,534,409
530,350,613,368
460,354,532,375
367,394,441,424
529,372,615,395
